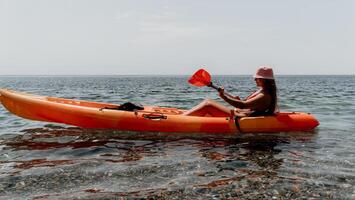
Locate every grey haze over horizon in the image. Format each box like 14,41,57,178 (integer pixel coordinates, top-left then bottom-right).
1,0,354,75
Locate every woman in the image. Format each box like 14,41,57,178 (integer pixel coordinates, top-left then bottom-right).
184,66,278,117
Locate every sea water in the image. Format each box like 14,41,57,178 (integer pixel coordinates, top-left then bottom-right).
0,75,354,199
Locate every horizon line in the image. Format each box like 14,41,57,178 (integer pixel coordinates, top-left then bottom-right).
0,74,354,76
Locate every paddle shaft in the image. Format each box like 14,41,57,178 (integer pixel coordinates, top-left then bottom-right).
208,82,220,91
208,82,233,98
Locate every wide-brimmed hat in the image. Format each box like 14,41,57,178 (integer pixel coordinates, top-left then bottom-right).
253,66,274,80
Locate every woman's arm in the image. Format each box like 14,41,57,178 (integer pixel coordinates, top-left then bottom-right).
222,92,240,100
217,87,240,100
219,89,270,110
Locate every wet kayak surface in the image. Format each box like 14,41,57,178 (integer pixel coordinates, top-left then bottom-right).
0,75,354,199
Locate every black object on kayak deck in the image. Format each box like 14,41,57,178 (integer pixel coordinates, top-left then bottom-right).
100,102,144,111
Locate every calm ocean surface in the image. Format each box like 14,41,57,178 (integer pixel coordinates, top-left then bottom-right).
0,75,354,199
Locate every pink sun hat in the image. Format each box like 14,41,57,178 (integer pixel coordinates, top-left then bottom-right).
253,66,275,80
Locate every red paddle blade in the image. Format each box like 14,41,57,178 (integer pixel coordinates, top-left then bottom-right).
188,69,211,87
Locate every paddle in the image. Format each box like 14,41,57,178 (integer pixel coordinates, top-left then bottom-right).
189,68,237,99
188,69,220,90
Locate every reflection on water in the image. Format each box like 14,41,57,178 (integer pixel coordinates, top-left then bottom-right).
1,125,340,199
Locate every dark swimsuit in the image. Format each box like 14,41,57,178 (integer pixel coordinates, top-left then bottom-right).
244,89,275,117
234,89,275,132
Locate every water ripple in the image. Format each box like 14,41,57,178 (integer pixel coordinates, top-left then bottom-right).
1,75,355,199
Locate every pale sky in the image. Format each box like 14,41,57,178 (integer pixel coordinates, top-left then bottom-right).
0,0,354,75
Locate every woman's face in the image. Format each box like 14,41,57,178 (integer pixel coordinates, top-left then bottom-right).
255,78,264,87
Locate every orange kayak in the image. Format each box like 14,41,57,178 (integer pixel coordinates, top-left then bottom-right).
0,89,319,134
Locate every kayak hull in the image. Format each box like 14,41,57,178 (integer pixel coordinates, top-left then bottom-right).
0,89,319,134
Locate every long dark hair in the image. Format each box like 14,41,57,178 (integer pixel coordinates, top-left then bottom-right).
262,79,277,114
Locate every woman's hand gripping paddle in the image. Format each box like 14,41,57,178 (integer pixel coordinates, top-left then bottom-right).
188,69,220,91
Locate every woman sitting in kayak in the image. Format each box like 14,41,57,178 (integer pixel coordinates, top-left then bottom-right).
184,66,278,117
